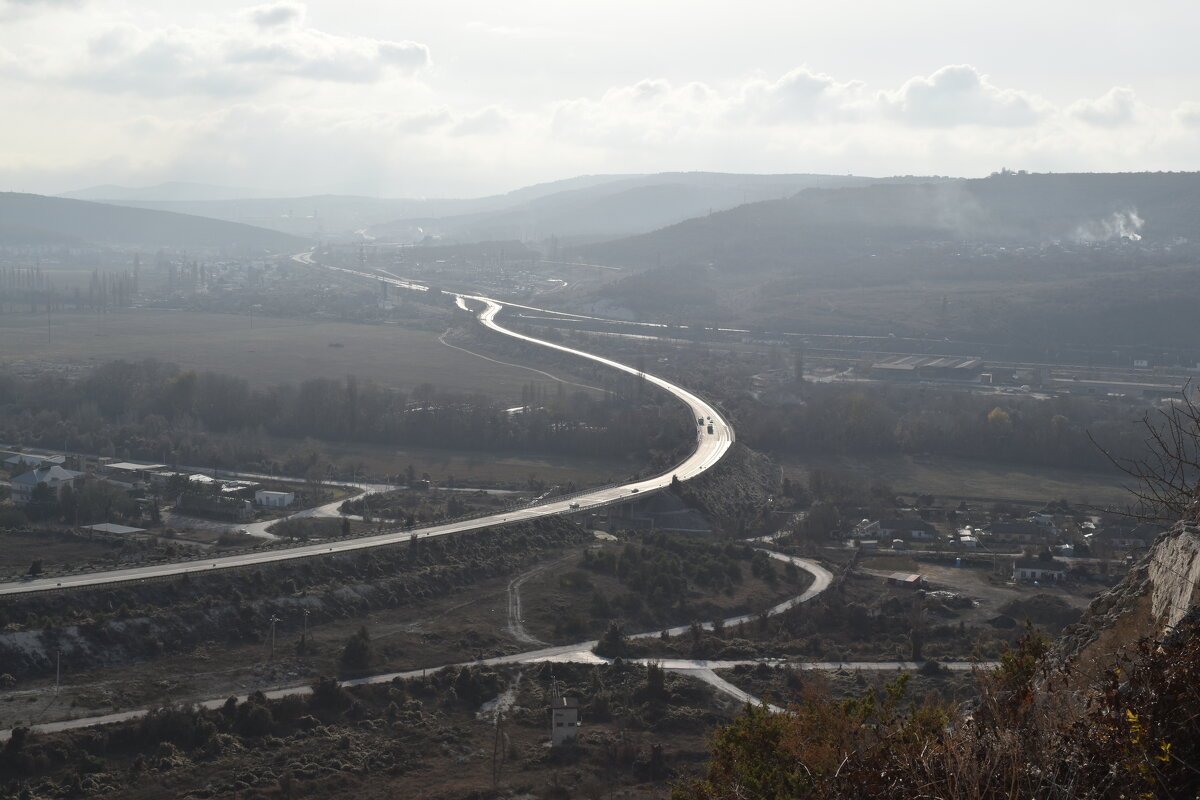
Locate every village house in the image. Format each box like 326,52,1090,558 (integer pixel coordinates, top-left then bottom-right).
1090,523,1161,551
886,572,926,589
985,521,1052,546
1012,557,1066,582
255,490,295,508
878,518,938,541
10,466,85,505
854,519,881,539
4,452,66,473
101,461,167,489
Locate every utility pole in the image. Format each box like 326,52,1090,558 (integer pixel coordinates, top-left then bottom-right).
269,615,281,661
298,608,311,655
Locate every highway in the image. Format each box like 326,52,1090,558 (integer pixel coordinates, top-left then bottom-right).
0,265,733,597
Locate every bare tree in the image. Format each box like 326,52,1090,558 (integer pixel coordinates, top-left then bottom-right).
1092,384,1200,523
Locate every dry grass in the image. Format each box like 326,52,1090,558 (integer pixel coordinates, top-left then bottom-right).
0,308,554,401
782,452,1130,508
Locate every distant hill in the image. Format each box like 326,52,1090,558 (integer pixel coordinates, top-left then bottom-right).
74,172,948,241
366,172,945,244
0,193,308,250
51,175,648,239
581,172,1200,271
568,171,1200,354
60,181,274,203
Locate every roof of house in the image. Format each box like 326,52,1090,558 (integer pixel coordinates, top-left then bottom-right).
82,523,146,535
107,462,167,472
5,453,65,466
872,355,983,372
988,521,1048,535
12,466,84,485
1094,523,1163,542
1014,557,1065,571
879,518,935,531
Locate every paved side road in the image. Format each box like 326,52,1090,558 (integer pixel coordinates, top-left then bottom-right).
0,551,993,741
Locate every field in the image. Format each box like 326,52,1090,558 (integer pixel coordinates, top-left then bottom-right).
309,437,632,489
0,530,124,573
0,308,568,402
781,452,1132,508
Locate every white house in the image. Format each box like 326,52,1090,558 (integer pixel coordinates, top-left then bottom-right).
551,696,581,746
255,490,295,508
879,519,938,541
10,466,84,505
102,461,167,488
1013,557,1066,582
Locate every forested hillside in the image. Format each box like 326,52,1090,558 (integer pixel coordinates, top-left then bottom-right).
584,171,1200,271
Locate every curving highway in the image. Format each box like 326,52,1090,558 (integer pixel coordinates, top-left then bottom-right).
0,266,732,597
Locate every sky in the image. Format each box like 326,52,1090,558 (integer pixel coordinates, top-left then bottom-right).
1,0,1199,198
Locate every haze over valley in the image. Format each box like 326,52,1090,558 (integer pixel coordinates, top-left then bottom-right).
2,2,1200,798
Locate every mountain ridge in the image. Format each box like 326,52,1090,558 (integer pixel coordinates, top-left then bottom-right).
0,192,307,250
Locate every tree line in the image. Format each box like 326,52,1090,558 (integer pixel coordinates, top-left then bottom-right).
0,358,689,471
731,382,1151,471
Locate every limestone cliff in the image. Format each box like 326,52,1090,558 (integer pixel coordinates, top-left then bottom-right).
1051,520,1200,688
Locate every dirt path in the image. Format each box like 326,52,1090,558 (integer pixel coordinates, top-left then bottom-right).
437,330,604,395
505,555,574,646
0,553,998,740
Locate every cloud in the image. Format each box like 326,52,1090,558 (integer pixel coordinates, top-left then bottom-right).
394,107,454,134
1069,87,1138,127
245,2,305,30
66,8,430,97
465,21,564,41
5,50,1199,199
451,106,511,136
736,67,865,122
1172,101,1200,128
0,0,81,22
552,64,1054,150
879,64,1048,127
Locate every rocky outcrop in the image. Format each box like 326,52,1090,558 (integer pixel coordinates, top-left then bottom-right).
1051,521,1200,688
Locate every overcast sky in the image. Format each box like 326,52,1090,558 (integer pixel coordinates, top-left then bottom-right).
2,0,1198,198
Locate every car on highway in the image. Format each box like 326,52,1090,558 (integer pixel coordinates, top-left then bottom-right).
630,488,639,493
569,502,580,509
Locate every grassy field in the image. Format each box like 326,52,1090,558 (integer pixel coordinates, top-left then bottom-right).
0,530,124,573
0,308,559,401
781,452,1132,508
312,437,632,489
